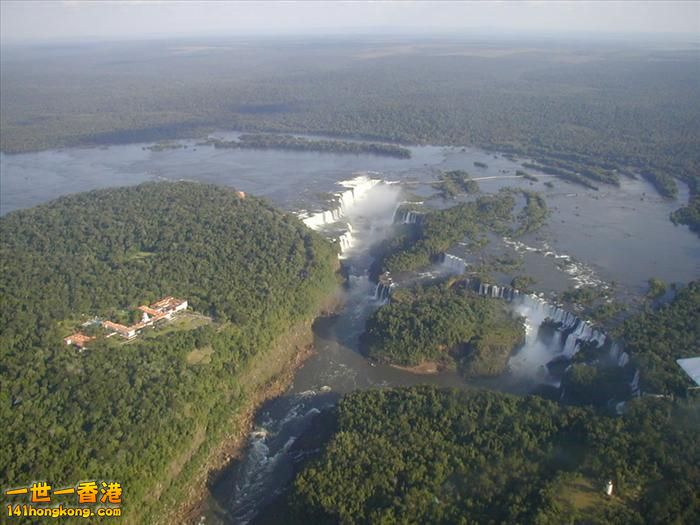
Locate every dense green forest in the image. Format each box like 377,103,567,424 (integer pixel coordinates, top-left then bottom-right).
432,170,479,198
363,284,523,376
287,386,699,525
671,195,700,234
615,280,700,396
0,182,338,523
513,189,548,236
204,133,411,158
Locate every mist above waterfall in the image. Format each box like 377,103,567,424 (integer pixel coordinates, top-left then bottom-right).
297,174,401,259
507,293,608,384
344,182,401,251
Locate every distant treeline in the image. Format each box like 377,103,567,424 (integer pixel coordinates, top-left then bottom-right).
203,133,411,158
1,38,697,229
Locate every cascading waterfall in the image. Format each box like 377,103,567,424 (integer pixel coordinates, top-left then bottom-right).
455,275,631,385
441,253,467,274
394,208,423,225
374,273,394,303
337,223,355,256
374,282,393,303
297,174,383,257
373,269,618,380
299,175,381,230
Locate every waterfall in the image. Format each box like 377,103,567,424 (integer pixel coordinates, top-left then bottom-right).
337,223,354,257
374,273,394,303
392,202,425,225
618,352,630,367
441,253,467,274
394,210,422,224
299,175,381,229
510,293,603,367
374,282,393,303
455,275,628,384
629,369,640,396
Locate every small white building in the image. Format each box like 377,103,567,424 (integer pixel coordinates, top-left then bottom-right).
605,480,613,497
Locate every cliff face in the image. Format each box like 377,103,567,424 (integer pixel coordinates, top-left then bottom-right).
154,323,308,524
157,293,343,525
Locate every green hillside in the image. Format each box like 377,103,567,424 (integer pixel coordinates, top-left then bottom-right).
0,181,338,522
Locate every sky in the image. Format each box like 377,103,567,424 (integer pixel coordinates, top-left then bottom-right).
1,1,698,43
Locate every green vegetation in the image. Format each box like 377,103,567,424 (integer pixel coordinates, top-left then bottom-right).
646,277,667,300
559,286,626,325
511,275,537,293
641,170,678,199
671,195,700,236
376,190,546,275
562,364,632,406
516,169,538,182
562,286,604,307
287,386,699,524
204,133,411,158
363,284,523,376
0,182,338,522
616,281,700,396
522,162,600,190
514,190,548,235
375,192,515,274
489,253,523,273
524,156,620,188
587,301,626,324
432,170,479,198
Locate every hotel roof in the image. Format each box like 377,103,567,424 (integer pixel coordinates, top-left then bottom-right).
138,305,166,318
64,332,95,347
150,296,185,311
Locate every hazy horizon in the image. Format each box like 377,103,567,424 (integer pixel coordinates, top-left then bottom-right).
2,1,698,45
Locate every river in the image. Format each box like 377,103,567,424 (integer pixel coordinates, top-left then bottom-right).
2,134,698,524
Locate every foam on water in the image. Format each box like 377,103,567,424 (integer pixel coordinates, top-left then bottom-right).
503,238,605,289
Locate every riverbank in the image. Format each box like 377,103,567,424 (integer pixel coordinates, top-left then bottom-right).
162,291,344,525
389,361,442,375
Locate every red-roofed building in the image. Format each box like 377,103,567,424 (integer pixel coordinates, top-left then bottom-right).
102,321,138,339
149,296,188,319
101,297,188,340
64,332,95,349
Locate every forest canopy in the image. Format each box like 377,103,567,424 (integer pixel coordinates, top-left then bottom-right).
287,386,699,525
363,284,524,376
615,280,700,396
204,133,411,158
0,182,338,523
